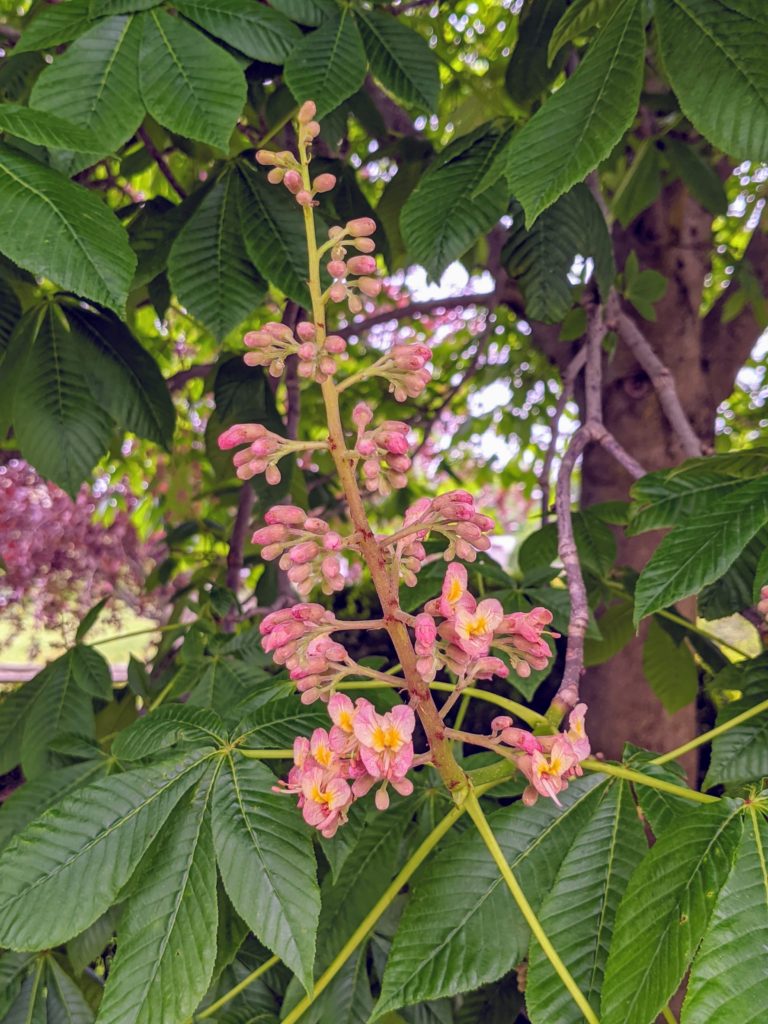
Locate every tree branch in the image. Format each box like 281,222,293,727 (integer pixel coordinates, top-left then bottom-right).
539,347,586,524
137,126,187,200
166,362,215,392
336,291,497,339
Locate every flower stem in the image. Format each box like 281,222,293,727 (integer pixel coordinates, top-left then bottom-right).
91,622,184,646
237,748,293,759
196,955,280,1019
464,792,600,1024
652,697,768,767
581,758,718,803
661,1006,677,1024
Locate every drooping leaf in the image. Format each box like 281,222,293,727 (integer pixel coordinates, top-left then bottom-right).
662,138,728,216
176,0,301,64
29,14,143,174
681,808,768,1023
633,473,768,624
70,644,113,701
0,104,98,152
526,781,646,1024
653,0,768,161
0,751,209,951
268,0,336,26
21,652,95,779
112,705,227,761
284,9,367,119
96,771,219,1024
584,600,635,667
601,800,743,1024
138,8,246,151
642,618,699,714
0,145,136,314
698,529,768,620
233,697,328,749
168,169,265,340
13,0,96,55
611,138,662,227
212,754,320,990
504,0,644,224
703,656,768,789
357,9,439,113
505,0,568,104
547,0,616,64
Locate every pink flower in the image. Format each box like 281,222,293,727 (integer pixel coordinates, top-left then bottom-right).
519,737,578,808
300,767,353,838
426,562,477,619
493,607,558,679
353,703,416,809
454,599,504,659
566,703,591,760
414,612,440,681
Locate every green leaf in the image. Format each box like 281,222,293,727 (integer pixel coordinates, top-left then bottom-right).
75,598,109,642
212,754,320,990
29,15,143,175
653,0,768,161
0,751,209,951
373,777,604,1016
13,1,96,55
65,304,176,449
526,781,646,1024
0,145,136,314
624,747,693,838
91,0,162,13
601,800,743,1024
518,511,617,577
234,697,327,748
505,0,644,224
176,0,301,64
681,808,768,1023
704,656,768,789
96,771,219,1024
113,705,226,761
237,160,312,307
401,128,509,280
548,0,616,64
45,958,94,1023
127,195,189,289
503,184,615,322
505,0,568,104
268,0,336,26
138,9,246,151
642,618,698,713
168,169,265,340
611,139,662,227
0,277,21,354
12,304,115,497
0,104,98,152
357,9,439,113
584,600,635,667
662,138,728,215
70,644,113,701
633,474,768,624
628,463,749,535
699,528,768,620
21,652,95,779
67,909,119,976
284,9,367,119
0,678,44,776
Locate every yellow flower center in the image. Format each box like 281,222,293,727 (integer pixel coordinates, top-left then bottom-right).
371,724,402,751
338,710,354,732
447,577,464,604
314,744,333,767
310,784,333,805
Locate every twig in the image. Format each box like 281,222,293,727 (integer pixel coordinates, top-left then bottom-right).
336,292,494,339
616,312,702,459
166,362,215,392
137,126,187,200
225,484,255,594
539,347,587,524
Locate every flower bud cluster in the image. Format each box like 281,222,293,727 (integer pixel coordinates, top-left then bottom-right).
256,101,330,208
243,321,347,383
325,219,380,314
393,491,495,585
352,403,412,495
489,704,590,807
252,504,347,597
260,604,350,703
218,423,316,485
274,694,415,836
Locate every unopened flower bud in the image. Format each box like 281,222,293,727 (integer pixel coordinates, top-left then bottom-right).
305,121,321,139
347,255,376,275
283,170,302,194
267,168,284,184
329,282,347,302
296,322,316,341
346,217,376,237
256,150,278,166
348,294,363,314
328,260,347,279
325,335,346,354
296,190,314,206
353,402,373,428
313,173,336,193
357,277,381,297
298,100,317,124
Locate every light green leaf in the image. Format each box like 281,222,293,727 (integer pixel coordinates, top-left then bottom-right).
45,958,94,1024
168,169,265,340
237,160,312,307
139,9,246,151
373,777,604,1016
13,1,96,55
29,14,143,175
681,808,768,1023
0,104,98,152
176,0,301,64
642,618,698,714
526,782,646,1024
357,9,439,113
212,754,320,990
21,652,95,779
0,145,136,314
113,705,226,761
401,128,509,280
704,656,768,789
634,473,768,624
96,771,219,1024
584,600,635,667
70,644,113,701
284,9,367,119
233,697,327,749
12,304,115,497
505,0,644,224
67,909,119,976
653,0,768,161
0,751,209,951
547,0,616,64
505,0,568,104
602,801,743,1024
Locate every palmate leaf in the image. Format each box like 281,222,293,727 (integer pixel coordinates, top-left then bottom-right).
138,9,246,151
0,104,97,152
627,462,757,535
642,618,698,714
505,0,568,105
176,0,301,64
233,696,328,749
633,473,768,623
654,0,768,161
113,705,227,761
212,754,320,990
703,655,768,790
0,145,136,314
0,677,44,776
525,781,646,1024
681,807,768,1023
168,169,265,340
601,800,744,1024
547,0,617,64
284,9,367,119
357,9,439,113
96,771,219,1024
504,0,644,224
28,14,143,175
372,777,604,1017
0,750,209,951
12,304,115,497
13,0,96,55
5,955,94,1024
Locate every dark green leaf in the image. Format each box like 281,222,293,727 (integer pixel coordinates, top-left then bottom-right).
0,104,99,152
234,697,327,748
268,0,336,26
663,138,728,216
21,652,95,779
505,0,568,104
75,598,109,642
113,705,226,761
704,656,768,789
547,0,616,64
13,1,96,55
70,644,113,701
611,139,662,227
642,618,698,714
176,0,301,64
284,9,367,119
357,10,439,113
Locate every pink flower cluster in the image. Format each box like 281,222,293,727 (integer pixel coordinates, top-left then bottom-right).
218,423,294,484
260,604,351,703
353,403,412,495
395,491,494,585
252,504,346,596
243,320,347,382
276,694,415,836
327,221,381,315
255,100,327,208
490,704,590,807
419,563,557,683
